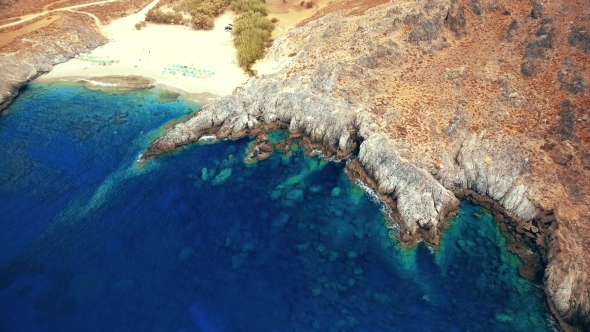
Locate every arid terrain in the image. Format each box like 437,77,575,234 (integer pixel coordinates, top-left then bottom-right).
0,0,152,24
1,0,589,330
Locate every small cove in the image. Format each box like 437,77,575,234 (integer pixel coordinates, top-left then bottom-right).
0,83,556,331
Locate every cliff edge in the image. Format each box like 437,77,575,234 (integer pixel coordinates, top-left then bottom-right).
146,0,590,329
0,13,108,114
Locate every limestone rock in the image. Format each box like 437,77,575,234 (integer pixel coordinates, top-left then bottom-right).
0,17,108,114
358,135,458,234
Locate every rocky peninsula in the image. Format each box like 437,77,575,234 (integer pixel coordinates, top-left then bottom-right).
145,0,590,330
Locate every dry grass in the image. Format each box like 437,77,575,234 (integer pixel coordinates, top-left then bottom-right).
82,0,154,24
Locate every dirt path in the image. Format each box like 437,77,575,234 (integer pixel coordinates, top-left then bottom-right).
0,15,63,48
0,0,117,29
42,0,71,12
64,9,103,26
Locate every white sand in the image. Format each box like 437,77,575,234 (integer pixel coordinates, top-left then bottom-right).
37,0,249,97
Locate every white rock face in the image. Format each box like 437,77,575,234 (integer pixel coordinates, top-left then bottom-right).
359,135,458,234
447,135,538,221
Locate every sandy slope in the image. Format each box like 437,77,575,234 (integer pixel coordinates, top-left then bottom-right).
37,0,249,97
252,0,331,76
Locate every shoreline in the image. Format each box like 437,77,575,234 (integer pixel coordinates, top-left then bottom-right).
2,36,576,332
3,73,570,330
141,93,573,332
35,3,249,98
0,0,248,115
35,74,222,104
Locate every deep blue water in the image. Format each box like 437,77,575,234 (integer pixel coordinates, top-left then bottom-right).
0,83,556,331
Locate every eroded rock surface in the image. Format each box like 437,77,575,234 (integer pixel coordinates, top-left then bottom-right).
0,16,107,113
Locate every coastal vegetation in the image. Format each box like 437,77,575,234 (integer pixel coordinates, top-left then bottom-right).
191,12,214,29
231,0,267,15
145,0,229,29
179,0,228,17
145,8,184,24
134,21,147,30
142,0,274,71
231,0,273,71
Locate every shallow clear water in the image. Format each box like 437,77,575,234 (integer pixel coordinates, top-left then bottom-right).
0,83,555,331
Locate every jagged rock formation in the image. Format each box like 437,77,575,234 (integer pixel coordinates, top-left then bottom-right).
0,16,107,113
146,0,590,329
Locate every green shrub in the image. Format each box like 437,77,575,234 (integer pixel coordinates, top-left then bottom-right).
233,11,273,69
145,8,161,22
177,0,228,28
231,0,268,15
192,12,215,29
145,8,184,24
233,11,272,34
235,29,269,65
179,0,228,16
135,22,143,29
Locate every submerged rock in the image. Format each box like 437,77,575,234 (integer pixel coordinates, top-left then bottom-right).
272,213,290,228
143,0,590,328
231,255,245,270
201,167,213,181
285,189,304,202
330,187,341,197
211,168,232,186
179,247,195,262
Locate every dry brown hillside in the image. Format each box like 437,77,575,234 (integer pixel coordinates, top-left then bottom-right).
0,0,98,19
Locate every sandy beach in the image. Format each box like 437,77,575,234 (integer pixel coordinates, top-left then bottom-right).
37,0,249,97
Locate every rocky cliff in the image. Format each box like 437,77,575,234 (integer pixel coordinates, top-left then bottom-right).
146,0,590,329
0,15,107,113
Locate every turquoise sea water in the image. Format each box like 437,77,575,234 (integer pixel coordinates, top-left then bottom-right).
0,83,556,331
